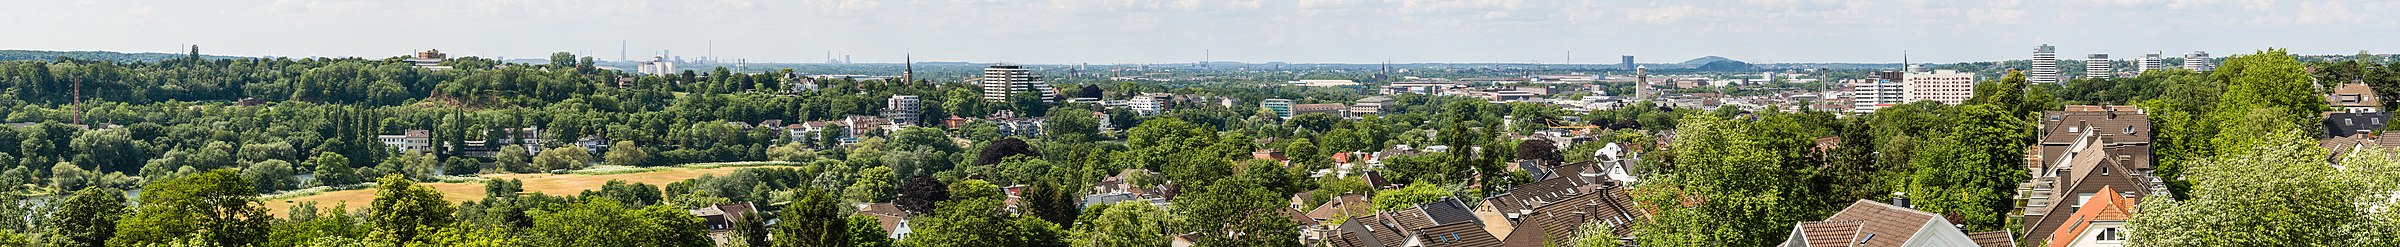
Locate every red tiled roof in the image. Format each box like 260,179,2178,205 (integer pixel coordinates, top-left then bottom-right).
2044,186,2134,247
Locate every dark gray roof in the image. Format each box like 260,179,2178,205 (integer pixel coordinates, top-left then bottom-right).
2325,112,2391,137
1420,198,1480,226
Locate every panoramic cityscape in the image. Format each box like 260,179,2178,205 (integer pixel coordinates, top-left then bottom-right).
4,1,2400,247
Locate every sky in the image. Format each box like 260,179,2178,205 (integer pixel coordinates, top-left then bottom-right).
5,0,2397,64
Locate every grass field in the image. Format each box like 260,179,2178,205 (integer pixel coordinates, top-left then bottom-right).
262,164,791,217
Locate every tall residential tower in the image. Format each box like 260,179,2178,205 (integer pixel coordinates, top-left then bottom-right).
980,65,1058,103
2137,53,2165,75
2086,53,2113,80
2183,51,2214,72
2032,45,2060,84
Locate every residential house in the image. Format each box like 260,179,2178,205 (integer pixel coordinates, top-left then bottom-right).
1327,198,1502,247
1593,143,1641,183
2329,83,2381,113
1129,93,1174,116
2042,186,2135,247
377,129,434,153
574,135,610,155
993,117,1047,137
1083,169,1170,210
688,202,759,245
2320,132,2400,166
857,203,913,241
2015,130,2156,245
2030,106,2153,182
2324,112,2390,137
1473,163,1647,246
1778,200,2014,247
1302,193,1377,244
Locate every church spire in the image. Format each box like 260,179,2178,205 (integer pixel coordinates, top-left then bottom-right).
902,54,914,84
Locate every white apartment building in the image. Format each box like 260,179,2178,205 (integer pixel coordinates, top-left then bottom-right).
377,129,434,153
979,65,1057,103
2086,53,2113,79
883,95,922,124
2183,51,2214,72
1129,93,1171,116
1851,77,1906,114
2033,44,2060,84
1905,70,1977,105
2137,53,2165,75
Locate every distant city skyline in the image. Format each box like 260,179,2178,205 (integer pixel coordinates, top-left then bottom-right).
5,0,2397,64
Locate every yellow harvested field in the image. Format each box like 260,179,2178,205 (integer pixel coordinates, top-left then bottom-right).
263,165,790,217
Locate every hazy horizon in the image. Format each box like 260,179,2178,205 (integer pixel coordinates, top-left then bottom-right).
7,0,2396,64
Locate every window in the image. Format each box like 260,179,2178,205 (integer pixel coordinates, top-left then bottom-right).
2097,227,2123,240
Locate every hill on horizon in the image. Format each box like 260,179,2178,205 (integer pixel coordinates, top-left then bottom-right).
1681,56,1739,65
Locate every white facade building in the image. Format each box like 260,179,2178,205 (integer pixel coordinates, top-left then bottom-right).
2086,53,2113,79
1129,93,1171,116
979,65,1057,103
883,95,921,124
1850,77,1906,114
1905,70,1978,105
2137,53,2165,75
2033,44,2061,84
2183,51,2214,72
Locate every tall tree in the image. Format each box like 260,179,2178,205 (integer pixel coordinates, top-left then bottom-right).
1515,138,1563,166
524,197,711,247
46,187,125,247
2128,127,2400,245
111,168,273,247
1174,177,1300,247
534,145,593,171
605,140,650,167
898,193,1068,247
368,175,455,244
847,215,896,247
308,152,360,187
774,188,849,247
976,137,1040,166
1023,178,1080,227
730,212,771,247
1905,104,2031,231
844,166,898,203
1073,201,1170,247
1630,114,1821,246
894,175,950,214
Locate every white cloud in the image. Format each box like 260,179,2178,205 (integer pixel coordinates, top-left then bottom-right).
1625,4,1702,24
